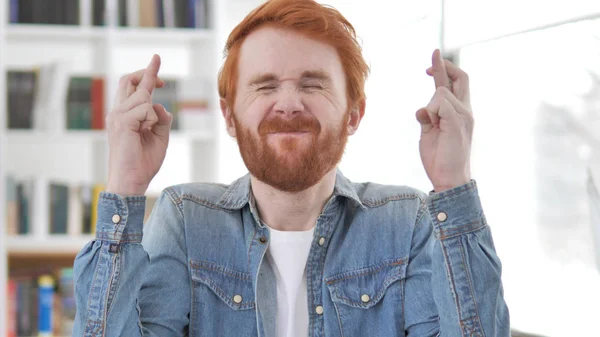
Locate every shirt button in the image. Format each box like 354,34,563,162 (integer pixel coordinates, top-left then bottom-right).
112,214,121,224
259,237,267,244
361,294,370,303
437,212,448,222
318,237,326,246
315,305,324,315
233,295,243,304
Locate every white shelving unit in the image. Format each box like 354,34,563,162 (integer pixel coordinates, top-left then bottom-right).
0,0,228,335
0,0,7,334
6,235,96,255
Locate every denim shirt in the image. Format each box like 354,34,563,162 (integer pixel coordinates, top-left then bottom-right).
72,170,510,337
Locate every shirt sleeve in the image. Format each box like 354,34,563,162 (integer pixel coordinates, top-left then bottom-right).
404,180,511,336
71,188,191,337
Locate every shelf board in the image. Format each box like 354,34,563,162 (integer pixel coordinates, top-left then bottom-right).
5,24,214,44
6,129,215,143
6,24,105,40
7,235,94,256
113,27,214,44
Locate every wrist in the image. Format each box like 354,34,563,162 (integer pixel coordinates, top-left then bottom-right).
433,179,471,193
105,181,148,196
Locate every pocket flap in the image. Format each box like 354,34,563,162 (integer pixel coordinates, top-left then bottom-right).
324,258,406,309
190,260,255,310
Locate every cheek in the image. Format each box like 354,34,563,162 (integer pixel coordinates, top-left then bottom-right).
307,92,346,117
235,98,270,129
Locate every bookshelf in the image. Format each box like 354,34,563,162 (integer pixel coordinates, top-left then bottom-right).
1,0,8,335
1,0,224,336
6,235,95,256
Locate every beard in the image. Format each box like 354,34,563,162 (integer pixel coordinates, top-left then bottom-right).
232,112,349,192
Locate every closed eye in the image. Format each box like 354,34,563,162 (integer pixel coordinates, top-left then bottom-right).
257,85,277,91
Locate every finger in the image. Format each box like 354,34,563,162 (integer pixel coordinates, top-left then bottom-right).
116,69,145,103
432,49,451,90
429,87,461,119
122,102,159,132
443,59,470,104
118,88,151,113
423,94,441,126
439,97,463,129
416,108,434,133
440,97,458,119
424,96,461,134
425,86,469,129
126,75,165,102
441,86,472,116
116,69,165,103
149,104,173,140
138,54,161,94
426,67,433,76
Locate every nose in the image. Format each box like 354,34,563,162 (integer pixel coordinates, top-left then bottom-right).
273,87,304,116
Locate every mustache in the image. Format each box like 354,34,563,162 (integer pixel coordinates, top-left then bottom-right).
258,116,321,135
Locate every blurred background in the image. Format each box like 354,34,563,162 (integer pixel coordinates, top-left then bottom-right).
1,0,599,336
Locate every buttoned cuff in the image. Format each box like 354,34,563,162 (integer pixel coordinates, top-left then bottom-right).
95,192,146,244
426,180,487,240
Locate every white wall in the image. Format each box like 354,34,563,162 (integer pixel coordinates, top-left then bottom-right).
460,19,600,336
444,0,600,50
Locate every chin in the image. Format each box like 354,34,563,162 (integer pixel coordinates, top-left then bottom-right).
269,140,311,155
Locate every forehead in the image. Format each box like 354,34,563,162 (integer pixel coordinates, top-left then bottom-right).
237,26,344,82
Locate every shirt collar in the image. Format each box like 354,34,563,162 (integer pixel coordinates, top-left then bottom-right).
216,168,365,210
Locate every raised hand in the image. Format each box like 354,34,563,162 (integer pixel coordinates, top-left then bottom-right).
105,54,173,196
416,49,474,192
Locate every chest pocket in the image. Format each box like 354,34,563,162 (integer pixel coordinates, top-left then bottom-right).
189,260,258,337
325,258,407,337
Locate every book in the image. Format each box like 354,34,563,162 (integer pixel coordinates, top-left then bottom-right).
49,182,69,234
92,0,106,26
89,184,105,235
7,70,36,129
91,77,105,130
5,178,105,236
5,175,19,235
10,0,79,25
7,280,17,337
31,60,71,132
7,267,75,336
66,77,91,130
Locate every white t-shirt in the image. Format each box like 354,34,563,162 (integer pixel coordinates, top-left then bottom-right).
266,225,315,337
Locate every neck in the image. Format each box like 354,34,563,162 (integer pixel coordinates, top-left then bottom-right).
250,168,337,231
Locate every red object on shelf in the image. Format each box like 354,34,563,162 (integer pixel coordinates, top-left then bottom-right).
7,279,17,337
91,77,105,130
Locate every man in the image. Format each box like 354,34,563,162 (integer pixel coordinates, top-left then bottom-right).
72,0,510,336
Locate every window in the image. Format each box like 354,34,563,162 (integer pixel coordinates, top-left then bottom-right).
459,18,600,336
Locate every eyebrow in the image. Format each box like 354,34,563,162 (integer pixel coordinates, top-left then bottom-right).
248,70,332,86
248,73,278,86
300,70,331,82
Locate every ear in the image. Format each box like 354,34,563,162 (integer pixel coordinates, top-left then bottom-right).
347,99,365,135
220,98,237,138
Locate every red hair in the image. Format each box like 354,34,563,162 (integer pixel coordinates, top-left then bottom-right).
217,0,370,110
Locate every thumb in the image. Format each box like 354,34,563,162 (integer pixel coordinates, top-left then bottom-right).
151,103,172,139
416,108,434,133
